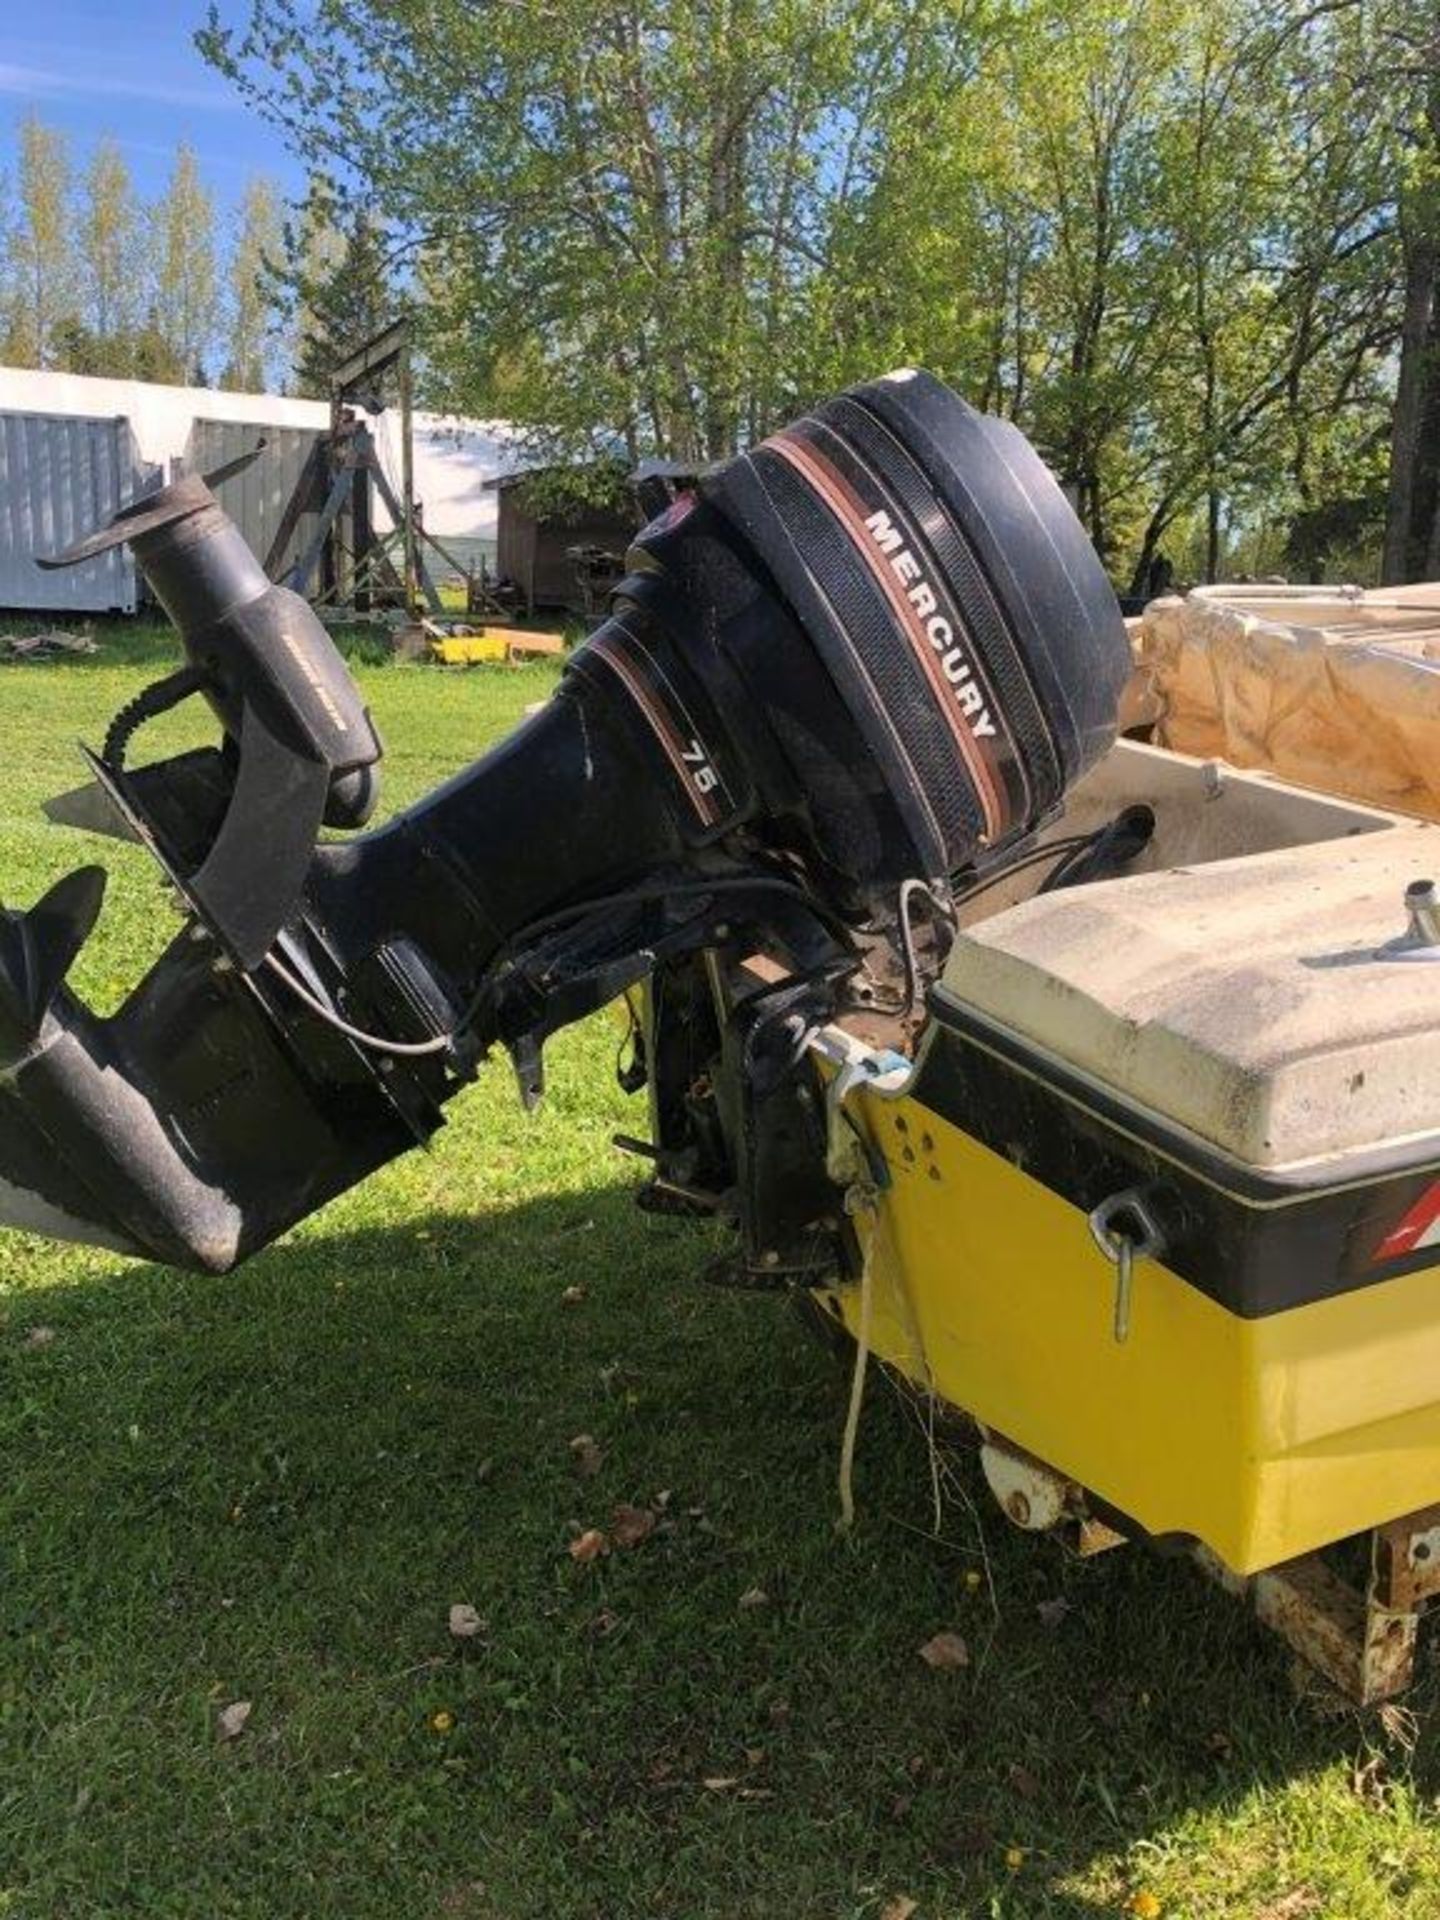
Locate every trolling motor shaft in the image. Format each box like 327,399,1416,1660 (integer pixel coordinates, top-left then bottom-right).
0,370,1129,1272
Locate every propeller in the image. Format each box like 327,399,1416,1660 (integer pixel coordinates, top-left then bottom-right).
0,867,107,1064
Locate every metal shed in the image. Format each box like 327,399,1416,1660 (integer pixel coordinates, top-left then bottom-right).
184,418,327,582
0,408,152,613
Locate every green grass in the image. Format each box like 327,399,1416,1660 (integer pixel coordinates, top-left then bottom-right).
2,624,1440,1919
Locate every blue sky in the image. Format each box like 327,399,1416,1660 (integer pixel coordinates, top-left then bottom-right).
1,3,303,214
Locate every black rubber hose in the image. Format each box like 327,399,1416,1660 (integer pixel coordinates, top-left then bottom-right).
102,666,209,770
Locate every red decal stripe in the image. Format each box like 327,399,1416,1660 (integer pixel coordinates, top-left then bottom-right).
765,429,1007,843
1374,1180,1440,1263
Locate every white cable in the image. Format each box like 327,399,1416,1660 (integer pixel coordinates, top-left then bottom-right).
833,1198,879,1528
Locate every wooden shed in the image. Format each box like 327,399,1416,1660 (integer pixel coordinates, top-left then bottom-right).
490,465,637,615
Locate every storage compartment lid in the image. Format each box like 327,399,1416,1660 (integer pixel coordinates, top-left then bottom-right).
940,825,1440,1170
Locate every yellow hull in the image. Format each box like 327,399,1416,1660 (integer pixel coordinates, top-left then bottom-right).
821,1089,1440,1576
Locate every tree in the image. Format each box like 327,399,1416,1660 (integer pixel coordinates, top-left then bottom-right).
196,0,1422,585
81,136,141,367
1378,0,1440,581
152,142,219,384
1123,1,1398,588
224,174,283,389
289,196,394,397
199,0,965,461
3,113,76,369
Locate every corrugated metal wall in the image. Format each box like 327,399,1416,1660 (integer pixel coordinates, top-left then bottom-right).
0,410,150,613
184,419,326,581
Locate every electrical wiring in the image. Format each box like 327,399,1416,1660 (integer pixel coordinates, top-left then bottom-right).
263,952,453,1057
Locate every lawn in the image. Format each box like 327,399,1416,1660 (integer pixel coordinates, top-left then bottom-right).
2,623,1438,1920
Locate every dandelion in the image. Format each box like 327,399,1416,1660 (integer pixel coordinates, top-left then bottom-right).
1004,1847,1025,1871
1127,1895,1161,1919
429,1709,455,1735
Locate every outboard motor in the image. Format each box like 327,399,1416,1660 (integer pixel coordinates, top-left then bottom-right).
0,370,1128,1276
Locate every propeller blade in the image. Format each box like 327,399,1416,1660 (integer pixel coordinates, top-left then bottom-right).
0,866,107,1060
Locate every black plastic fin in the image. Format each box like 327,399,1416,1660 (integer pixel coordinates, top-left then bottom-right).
189,705,329,969
45,749,233,861
0,866,107,1058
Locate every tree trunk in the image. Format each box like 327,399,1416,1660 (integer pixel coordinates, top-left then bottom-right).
1382,226,1438,584
1383,49,1440,586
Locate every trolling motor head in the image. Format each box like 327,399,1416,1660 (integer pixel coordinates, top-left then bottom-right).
0,370,1129,1274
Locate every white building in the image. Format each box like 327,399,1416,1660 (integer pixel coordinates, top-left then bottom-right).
0,366,526,612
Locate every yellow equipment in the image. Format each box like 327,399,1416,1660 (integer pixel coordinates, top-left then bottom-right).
429,626,566,666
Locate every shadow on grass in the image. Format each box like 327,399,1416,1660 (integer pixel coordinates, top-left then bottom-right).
3,1183,1437,1919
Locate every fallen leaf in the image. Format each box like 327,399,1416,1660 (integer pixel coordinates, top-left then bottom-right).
569,1434,604,1478
1379,1701,1420,1753
1035,1596,1071,1629
880,1899,918,1920
22,1325,56,1351
1350,1751,1390,1808
1007,1761,1041,1799
743,1746,765,1770
738,1586,769,1611
448,1603,484,1639
918,1630,970,1671
611,1503,657,1548
767,1699,791,1728
702,1776,740,1792
216,1700,252,1741
561,1284,587,1307
569,1527,610,1563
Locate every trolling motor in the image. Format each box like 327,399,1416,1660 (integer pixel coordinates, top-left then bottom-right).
0,370,1128,1275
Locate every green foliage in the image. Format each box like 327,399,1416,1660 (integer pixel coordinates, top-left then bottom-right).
1,112,76,369
201,0,973,463
0,119,289,392
152,143,219,385
288,189,397,399
224,175,285,392
197,0,1428,582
